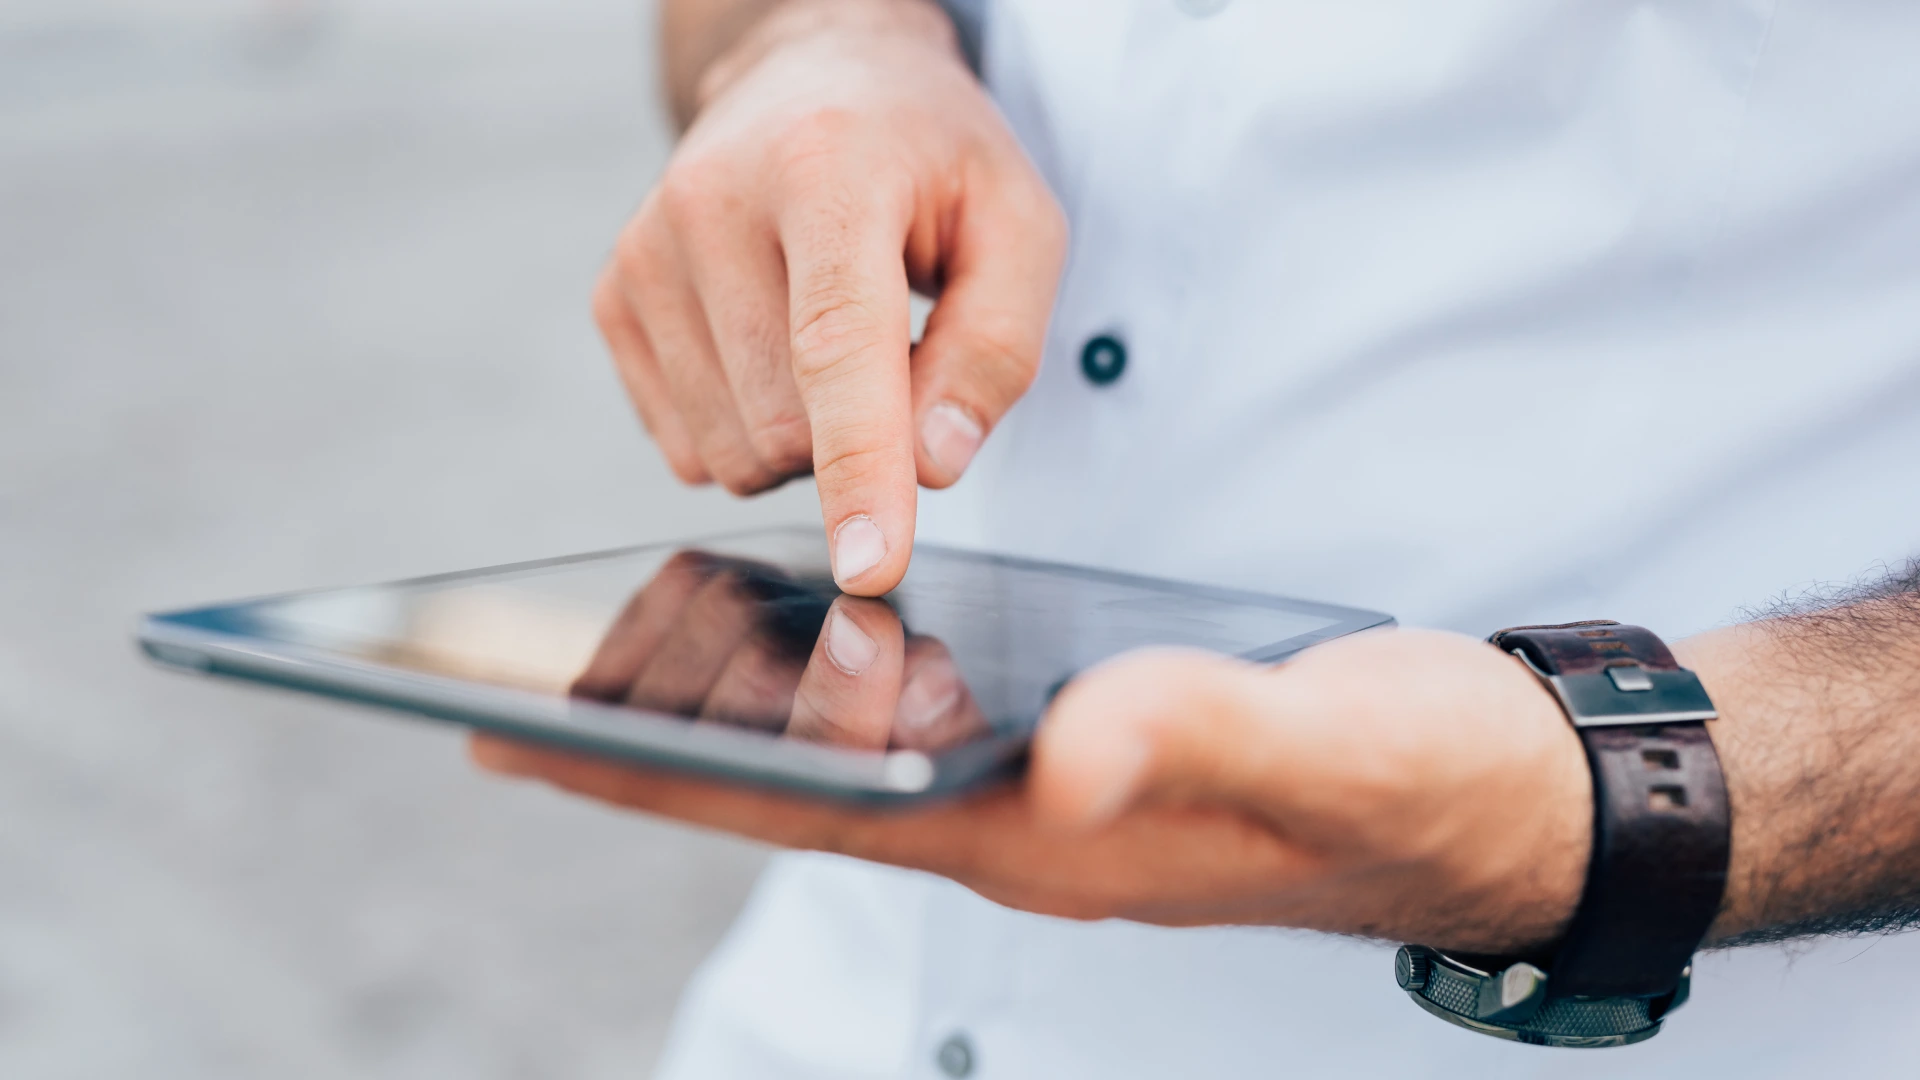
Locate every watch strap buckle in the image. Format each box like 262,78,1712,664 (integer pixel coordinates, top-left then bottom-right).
1510,648,1719,729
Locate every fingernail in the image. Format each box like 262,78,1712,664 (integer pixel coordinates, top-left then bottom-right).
824,609,879,676
832,514,887,585
921,402,984,477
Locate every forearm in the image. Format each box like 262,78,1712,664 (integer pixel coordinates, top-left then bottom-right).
1674,563,1920,946
660,0,961,130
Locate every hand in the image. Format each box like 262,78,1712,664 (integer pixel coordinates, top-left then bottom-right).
476,628,1595,953
571,551,988,751
599,0,1068,594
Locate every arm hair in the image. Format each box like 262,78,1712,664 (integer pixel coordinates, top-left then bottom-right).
1683,558,1920,947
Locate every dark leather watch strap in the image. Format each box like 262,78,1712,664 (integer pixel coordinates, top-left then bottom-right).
1490,622,1730,999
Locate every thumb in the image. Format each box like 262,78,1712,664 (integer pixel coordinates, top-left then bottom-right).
1029,648,1282,832
910,174,1067,487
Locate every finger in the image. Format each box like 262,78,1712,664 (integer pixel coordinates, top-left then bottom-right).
471,733,891,848
677,212,813,478
890,636,989,752
593,269,708,485
624,569,762,716
1028,648,1283,833
697,625,808,731
786,596,906,750
911,166,1067,487
467,733,1299,925
468,733,1001,860
778,174,916,594
570,551,716,702
469,732,1045,889
617,209,781,495
698,568,834,727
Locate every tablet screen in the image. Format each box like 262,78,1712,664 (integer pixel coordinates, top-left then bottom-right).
160,530,1376,756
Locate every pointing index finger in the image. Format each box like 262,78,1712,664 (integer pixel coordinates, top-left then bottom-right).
779,170,917,595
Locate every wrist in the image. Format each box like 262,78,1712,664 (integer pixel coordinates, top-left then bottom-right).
1400,622,1731,1047
1669,628,1755,944
694,0,965,122
1364,638,1590,956
1474,660,1593,953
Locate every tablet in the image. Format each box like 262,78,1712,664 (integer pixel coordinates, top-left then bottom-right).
138,528,1393,803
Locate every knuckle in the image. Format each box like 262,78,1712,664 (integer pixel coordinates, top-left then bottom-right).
810,440,893,490
790,292,886,384
965,325,1041,405
716,470,772,497
746,411,814,476
773,115,911,222
1000,181,1070,272
705,444,780,496
611,219,660,285
656,153,730,226
772,107,864,171
664,450,711,487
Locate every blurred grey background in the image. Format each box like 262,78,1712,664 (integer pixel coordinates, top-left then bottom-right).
1,1,816,1075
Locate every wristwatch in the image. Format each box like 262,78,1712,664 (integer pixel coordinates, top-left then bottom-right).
1395,621,1730,1047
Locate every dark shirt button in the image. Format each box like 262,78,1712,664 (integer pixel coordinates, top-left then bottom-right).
1080,334,1127,386
935,1032,975,1077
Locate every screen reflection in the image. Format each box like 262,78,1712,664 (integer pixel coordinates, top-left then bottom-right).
210,529,1354,760
568,552,987,753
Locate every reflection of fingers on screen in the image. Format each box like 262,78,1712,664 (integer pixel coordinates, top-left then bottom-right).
570,552,718,702
788,602,906,751
697,631,806,731
892,639,987,752
624,572,762,715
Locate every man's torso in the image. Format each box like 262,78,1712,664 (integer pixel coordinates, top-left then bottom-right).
661,3,1920,1075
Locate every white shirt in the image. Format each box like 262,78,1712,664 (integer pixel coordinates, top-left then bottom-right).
658,2,1920,1075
